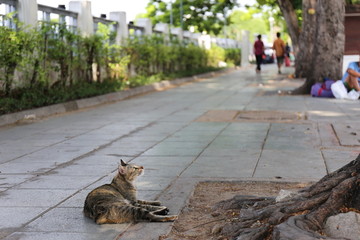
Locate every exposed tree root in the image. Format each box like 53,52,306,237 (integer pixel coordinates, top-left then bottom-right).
213,154,360,240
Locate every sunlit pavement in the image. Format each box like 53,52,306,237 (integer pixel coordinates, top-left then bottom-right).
1,63,359,239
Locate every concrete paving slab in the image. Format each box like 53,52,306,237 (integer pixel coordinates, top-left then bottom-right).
75,154,132,166
0,146,43,164
95,146,148,157
51,163,117,176
58,190,89,208
209,137,264,150
139,165,185,178
0,189,77,207
156,140,211,149
0,161,56,174
118,222,173,240
254,149,326,180
1,65,359,239
83,175,116,190
134,156,195,165
0,174,32,188
4,231,118,240
11,154,74,165
118,134,166,142
142,145,204,156
223,122,271,132
332,123,360,146
181,155,260,179
165,134,215,143
0,207,47,229
24,207,126,235
322,149,360,173
109,139,158,150
15,175,98,190
317,122,340,147
160,111,204,123
135,176,174,191
182,122,228,131
171,129,222,137
156,177,199,214
264,139,315,151
201,145,258,156
16,148,88,165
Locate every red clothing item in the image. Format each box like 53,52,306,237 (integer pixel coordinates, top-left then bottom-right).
254,40,264,55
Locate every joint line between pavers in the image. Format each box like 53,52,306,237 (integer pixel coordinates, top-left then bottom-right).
330,123,342,146
320,150,330,175
252,123,272,177
153,122,232,200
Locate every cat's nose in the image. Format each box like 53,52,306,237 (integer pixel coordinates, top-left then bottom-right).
140,166,144,169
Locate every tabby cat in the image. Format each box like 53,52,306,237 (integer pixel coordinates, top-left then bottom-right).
84,160,177,224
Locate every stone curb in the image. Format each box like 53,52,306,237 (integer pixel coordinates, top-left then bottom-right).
0,68,234,127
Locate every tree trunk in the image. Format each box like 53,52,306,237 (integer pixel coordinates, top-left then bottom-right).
276,0,300,55
213,154,360,240
293,0,317,80
292,0,345,94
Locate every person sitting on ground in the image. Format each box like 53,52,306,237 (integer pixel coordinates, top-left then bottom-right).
342,61,360,91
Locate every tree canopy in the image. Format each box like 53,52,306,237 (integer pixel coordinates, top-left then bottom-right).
224,9,268,41
144,0,237,35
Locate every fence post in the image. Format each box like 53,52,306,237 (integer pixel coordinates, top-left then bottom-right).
171,27,183,41
241,30,250,67
192,33,201,46
154,23,170,42
136,18,152,35
200,34,211,49
183,30,191,43
16,0,38,28
109,11,128,45
69,1,94,36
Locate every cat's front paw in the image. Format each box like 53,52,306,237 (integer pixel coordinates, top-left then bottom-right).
150,201,161,206
153,207,169,215
164,215,178,222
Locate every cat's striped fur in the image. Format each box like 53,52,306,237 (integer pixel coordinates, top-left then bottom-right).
83,160,177,224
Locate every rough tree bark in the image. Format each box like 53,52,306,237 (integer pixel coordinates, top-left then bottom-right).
292,0,345,94
292,0,317,81
275,0,345,94
276,0,300,55
214,154,360,240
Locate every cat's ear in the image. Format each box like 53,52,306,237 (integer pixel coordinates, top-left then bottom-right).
120,159,127,166
119,159,127,175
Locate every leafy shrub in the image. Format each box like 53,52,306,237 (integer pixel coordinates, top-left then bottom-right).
0,17,240,115
207,45,226,67
225,48,241,66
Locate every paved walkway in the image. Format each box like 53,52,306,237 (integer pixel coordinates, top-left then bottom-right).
0,64,359,240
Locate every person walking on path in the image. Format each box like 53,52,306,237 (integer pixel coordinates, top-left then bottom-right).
254,34,265,73
273,32,286,74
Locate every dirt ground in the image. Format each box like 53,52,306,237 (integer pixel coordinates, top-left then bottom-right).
161,181,309,240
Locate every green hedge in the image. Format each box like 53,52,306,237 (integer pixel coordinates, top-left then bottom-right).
0,19,241,115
